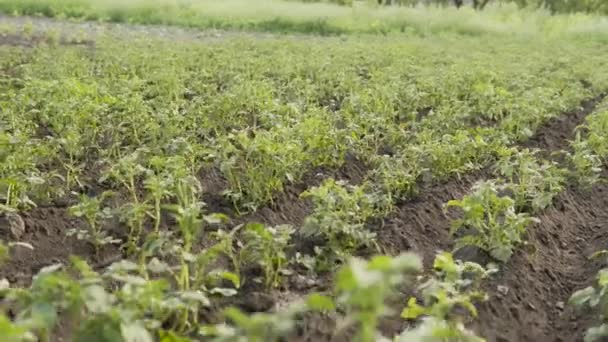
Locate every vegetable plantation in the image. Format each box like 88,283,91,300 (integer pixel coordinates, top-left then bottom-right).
2,4,608,342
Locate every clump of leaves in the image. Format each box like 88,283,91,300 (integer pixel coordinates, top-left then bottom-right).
568,132,603,189
335,253,422,342
400,252,494,341
417,129,496,181
584,105,608,159
143,171,173,234
495,148,566,212
300,179,389,271
215,128,306,211
200,304,304,342
368,152,424,203
0,131,59,210
570,250,608,342
5,257,178,342
68,191,120,255
239,223,294,290
100,149,149,204
447,180,538,262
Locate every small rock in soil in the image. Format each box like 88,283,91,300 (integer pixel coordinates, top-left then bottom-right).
556,301,565,310
497,285,510,296
0,213,26,239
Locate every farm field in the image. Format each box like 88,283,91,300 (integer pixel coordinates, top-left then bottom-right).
2,3,608,342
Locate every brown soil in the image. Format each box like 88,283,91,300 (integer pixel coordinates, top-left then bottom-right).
0,207,121,287
522,95,605,154
377,172,483,267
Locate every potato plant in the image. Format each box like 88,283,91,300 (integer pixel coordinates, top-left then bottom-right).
495,148,567,212
301,179,389,270
570,251,608,342
401,252,495,341
335,254,422,342
447,180,538,262
239,223,294,289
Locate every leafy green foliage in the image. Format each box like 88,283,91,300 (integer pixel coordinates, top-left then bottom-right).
570,251,608,342
368,153,424,203
4,258,190,342
336,254,422,342
301,179,389,270
215,128,306,210
68,192,120,255
240,223,294,289
201,305,303,342
401,252,494,342
447,181,538,262
566,98,608,188
568,132,603,188
495,148,566,212
584,102,608,159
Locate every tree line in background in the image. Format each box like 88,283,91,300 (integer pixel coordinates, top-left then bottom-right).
310,0,608,14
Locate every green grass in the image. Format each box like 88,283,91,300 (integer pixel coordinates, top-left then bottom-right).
2,0,608,36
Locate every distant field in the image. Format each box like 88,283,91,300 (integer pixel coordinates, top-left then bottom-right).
1,0,608,36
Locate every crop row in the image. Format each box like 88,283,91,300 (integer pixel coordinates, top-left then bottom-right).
2,33,607,212
568,97,608,342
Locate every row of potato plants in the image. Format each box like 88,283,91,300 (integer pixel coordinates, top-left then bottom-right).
2,31,608,213
568,97,608,342
440,95,608,342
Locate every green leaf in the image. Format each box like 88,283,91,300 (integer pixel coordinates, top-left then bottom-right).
598,269,608,287
159,330,192,342
223,307,250,327
306,293,335,311
392,253,423,273
209,287,238,297
203,213,229,225
147,258,170,274
585,323,608,342
490,246,512,263
402,298,426,319
0,315,29,342
569,286,595,307
218,271,240,288
180,291,210,306
83,285,113,314
30,302,58,328
590,250,608,260
433,252,456,274
121,323,153,342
